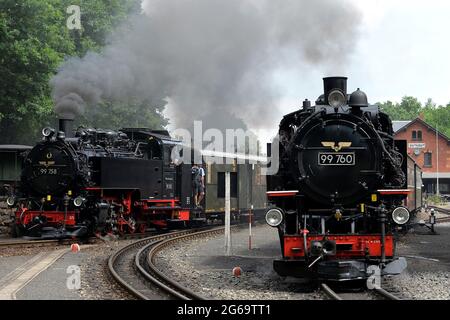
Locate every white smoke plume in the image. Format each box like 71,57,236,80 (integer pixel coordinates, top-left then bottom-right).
51,0,361,128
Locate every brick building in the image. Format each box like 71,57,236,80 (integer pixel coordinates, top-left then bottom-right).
394,117,450,195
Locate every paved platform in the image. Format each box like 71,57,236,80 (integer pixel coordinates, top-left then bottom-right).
0,247,91,300
397,222,450,273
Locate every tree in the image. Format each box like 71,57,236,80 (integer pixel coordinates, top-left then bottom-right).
379,96,422,121
423,103,450,138
379,96,450,138
0,0,75,144
0,0,166,145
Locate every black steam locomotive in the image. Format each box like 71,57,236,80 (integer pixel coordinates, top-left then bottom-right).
6,120,200,238
266,77,414,281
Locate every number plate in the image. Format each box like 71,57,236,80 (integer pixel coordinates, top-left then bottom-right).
318,152,355,166
36,167,59,175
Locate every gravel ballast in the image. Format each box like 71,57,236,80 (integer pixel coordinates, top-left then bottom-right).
155,223,323,300
155,222,450,300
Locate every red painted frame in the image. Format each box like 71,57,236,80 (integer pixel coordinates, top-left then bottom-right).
283,234,394,259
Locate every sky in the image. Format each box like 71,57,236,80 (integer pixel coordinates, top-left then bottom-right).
277,0,450,107
255,0,450,143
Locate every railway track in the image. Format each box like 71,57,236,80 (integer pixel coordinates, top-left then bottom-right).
427,205,450,215
0,238,95,248
422,206,450,223
320,282,401,300
108,226,228,300
0,231,162,249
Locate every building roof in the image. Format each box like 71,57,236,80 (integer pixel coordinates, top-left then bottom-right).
392,121,411,133
394,117,450,142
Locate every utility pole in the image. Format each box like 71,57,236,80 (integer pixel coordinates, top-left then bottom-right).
224,171,231,256
248,164,254,250
436,123,440,196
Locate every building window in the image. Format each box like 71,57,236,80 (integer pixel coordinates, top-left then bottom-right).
217,172,238,198
412,131,417,140
424,152,432,167
417,130,422,141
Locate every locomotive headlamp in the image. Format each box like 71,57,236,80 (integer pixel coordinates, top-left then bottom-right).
42,127,55,138
73,196,85,207
6,196,16,207
392,207,410,225
328,89,346,108
265,208,283,227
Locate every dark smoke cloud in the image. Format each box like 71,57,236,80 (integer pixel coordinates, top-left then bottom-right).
51,0,361,128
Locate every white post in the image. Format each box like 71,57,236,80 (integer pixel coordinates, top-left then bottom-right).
249,205,253,250
224,171,231,256
436,123,440,196
249,164,254,251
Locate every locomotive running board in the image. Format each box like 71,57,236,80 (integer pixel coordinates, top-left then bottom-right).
377,189,411,195
274,257,407,280
267,190,298,197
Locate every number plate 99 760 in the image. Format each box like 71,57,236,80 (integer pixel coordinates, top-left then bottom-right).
318,152,355,166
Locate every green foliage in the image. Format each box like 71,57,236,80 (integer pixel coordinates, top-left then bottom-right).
61,0,141,55
426,194,446,205
379,96,422,121
0,0,75,143
379,97,450,138
0,0,167,145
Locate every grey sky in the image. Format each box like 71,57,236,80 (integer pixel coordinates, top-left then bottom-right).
257,0,450,142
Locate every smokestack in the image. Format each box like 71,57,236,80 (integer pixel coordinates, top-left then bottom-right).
323,77,347,104
59,118,74,138
302,99,311,109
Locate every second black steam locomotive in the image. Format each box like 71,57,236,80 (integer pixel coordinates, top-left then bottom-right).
6,121,205,238
265,77,419,281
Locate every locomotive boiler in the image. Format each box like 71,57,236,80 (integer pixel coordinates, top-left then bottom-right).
266,77,414,281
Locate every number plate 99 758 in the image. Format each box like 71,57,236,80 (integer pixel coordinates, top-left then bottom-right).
318,152,355,166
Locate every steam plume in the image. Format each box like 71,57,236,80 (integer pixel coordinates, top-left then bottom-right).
51,0,361,128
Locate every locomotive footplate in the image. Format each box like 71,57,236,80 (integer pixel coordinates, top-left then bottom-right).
317,260,367,281
273,259,311,278
274,259,367,280
274,258,407,280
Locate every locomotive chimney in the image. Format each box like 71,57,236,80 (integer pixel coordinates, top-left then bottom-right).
323,77,347,104
59,118,74,138
302,99,311,109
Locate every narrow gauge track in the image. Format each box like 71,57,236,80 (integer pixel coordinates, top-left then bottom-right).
0,238,96,248
427,205,450,215
108,227,227,300
436,216,450,223
0,231,159,248
320,282,401,300
424,205,450,223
